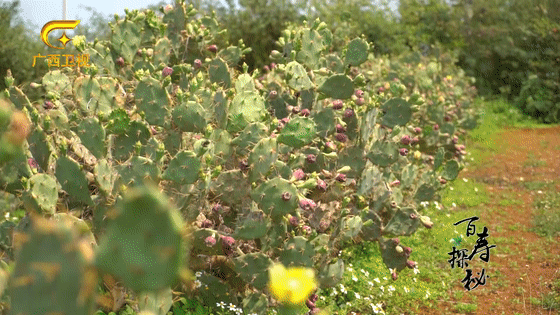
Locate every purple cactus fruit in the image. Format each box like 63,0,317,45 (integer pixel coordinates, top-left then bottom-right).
406,260,417,269
289,215,299,227
319,220,329,232
292,106,300,114
221,236,235,246
439,177,447,184
162,66,173,77
207,44,218,53
401,135,411,145
458,144,466,151
420,216,434,229
306,299,316,310
268,90,277,99
306,154,316,164
194,59,202,69
239,160,249,171
335,124,346,133
302,225,312,235
43,100,54,110
355,89,364,97
391,201,398,208
411,136,419,145
293,168,305,180
200,219,212,228
392,270,398,281
444,115,452,122
212,203,223,213
310,294,318,303
270,62,276,69
204,236,216,247
28,158,39,169
116,56,125,67
332,99,344,110
392,238,400,246
344,108,354,118
403,246,412,257
317,179,327,191
433,124,439,131
299,198,316,211
399,148,409,156
300,108,310,117
221,236,235,255
281,117,290,124
335,173,346,183
282,192,292,201
263,65,270,72
452,135,459,144
355,97,365,106
335,133,348,143
390,179,400,187
409,213,418,219
150,126,158,135
414,127,422,134
325,141,336,151
378,86,385,93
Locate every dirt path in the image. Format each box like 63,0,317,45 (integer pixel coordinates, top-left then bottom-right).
418,126,560,314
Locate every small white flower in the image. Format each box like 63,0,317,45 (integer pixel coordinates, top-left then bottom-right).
380,286,385,292
450,186,454,190
194,279,202,288
463,178,468,182
352,275,358,282
474,187,478,192
195,271,202,277
346,301,351,306
425,290,431,299
452,202,457,207
217,301,226,308
388,285,395,292
355,292,361,299
368,281,374,286
331,289,338,296
372,303,381,313
320,296,325,300
442,281,446,287
413,277,417,282
228,303,237,311
404,286,409,293
413,267,420,275
374,277,380,283
537,190,543,194
364,296,370,300
348,267,353,271
383,277,388,281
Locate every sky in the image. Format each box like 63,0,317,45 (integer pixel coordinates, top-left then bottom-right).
15,0,400,36
17,0,174,34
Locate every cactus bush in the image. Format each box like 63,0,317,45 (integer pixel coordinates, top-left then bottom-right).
0,1,478,314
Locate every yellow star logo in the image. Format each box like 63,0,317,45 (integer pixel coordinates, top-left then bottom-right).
58,32,71,47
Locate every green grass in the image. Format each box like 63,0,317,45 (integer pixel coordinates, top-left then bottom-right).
522,181,553,191
523,152,547,168
316,198,483,315
441,178,488,208
531,189,560,238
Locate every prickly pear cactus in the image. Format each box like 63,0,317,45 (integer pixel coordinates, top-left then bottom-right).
0,1,478,314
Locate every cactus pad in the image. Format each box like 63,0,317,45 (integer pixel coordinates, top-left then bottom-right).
94,184,185,292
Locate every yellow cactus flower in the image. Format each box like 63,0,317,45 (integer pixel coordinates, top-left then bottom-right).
414,151,422,160
268,263,317,305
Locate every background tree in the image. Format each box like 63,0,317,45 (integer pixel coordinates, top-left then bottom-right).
0,0,48,91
